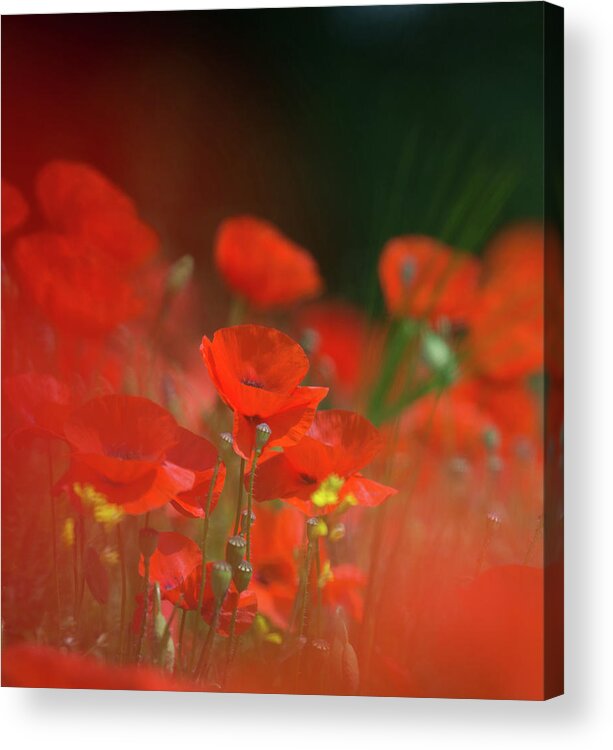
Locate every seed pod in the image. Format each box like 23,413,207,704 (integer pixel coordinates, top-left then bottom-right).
233,560,253,593
255,422,272,452
211,561,233,602
226,535,247,567
219,432,234,456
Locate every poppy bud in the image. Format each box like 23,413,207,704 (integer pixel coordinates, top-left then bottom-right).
482,426,501,452
139,528,159,560
307,517,327,543
166,254,194,295
225,535,246,567
233,560,253,593
211,561,232,602
255,422,272,452
240,509,256,534
308,638,330,660
421,329,457,385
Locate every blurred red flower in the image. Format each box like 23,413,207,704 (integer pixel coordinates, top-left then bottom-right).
2,372,77,439
61,394,194,515
294,301,380,402
36,160,159,270
139,531,202,602
167,428,226,518
250,502,303,627
378,235,479,325
12,232,144,335
201,325,328,458
254,409,396,515
1,180,28,235
215,216,322,309
464,223,559,381
2,644,197,691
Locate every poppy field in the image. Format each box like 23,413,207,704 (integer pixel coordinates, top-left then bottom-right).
1,158,563,699
1,5,563,702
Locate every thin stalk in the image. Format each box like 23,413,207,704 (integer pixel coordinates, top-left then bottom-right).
116,523,128,663
157,604,179,666
197,456,222,613
246,451,261,561
136,557,150,664
195,603,222,682
47,443,61,638
314,541,322,638
233,458,246,535
176,609,187,674
223,602,239,686
294,539,314,686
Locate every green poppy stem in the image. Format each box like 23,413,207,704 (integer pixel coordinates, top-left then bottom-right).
136,557,150,664
176,608,187,674
116,523,128,663
233,458,246,535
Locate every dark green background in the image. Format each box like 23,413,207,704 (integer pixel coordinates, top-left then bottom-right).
3,3,550,312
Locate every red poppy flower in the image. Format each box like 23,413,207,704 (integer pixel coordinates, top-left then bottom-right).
1,644,198,691
253,409,396,515
378,235,480,325
61,394,194,515
2,179,28,235
166,428,226,518
464,223,556,381
12,232,144,335
139,531,202,604
294,301,380,402
201,585,258,637
36,160,159,270
201,325,328,458
169,561,257,636
398,386,495,461
454,377,541,447
2,373,76,439
250,503,303,627
215,216,322,309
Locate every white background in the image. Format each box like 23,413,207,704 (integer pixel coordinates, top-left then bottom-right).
1,0,612,748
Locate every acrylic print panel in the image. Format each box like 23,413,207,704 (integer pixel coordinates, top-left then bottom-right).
1,2,563,700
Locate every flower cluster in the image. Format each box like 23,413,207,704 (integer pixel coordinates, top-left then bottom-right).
1,164,562,698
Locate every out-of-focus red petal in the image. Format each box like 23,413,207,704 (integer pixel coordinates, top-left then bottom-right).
2,644,199,691
139,531,202,595
341,474,397,507
252,452,308,503
202,589,258,637
12,232,143,335
2,179,28,235
215,216,322,309
34,161,159,269
64,394,179,460
378,235,479,325
2,373,75,439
